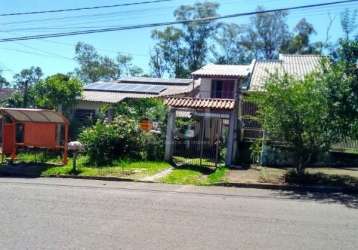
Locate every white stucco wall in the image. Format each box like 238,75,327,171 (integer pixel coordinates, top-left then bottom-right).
75,101,103,112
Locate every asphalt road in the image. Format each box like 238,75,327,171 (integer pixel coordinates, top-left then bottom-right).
0,178,357,250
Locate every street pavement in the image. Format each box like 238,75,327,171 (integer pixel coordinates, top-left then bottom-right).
0,177,357,250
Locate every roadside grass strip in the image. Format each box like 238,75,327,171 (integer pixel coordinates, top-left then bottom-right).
161,164,228,185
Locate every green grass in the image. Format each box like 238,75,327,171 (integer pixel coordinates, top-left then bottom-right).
173,156,225,168
207,167,228,184
15,152,62,164
6,153,171,180
161,165,228,185
42,157,171,179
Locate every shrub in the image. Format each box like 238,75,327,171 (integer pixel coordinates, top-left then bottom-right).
139,132,165,161
79,115,142,166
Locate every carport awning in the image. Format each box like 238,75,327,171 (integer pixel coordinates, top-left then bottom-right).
0,108,68,124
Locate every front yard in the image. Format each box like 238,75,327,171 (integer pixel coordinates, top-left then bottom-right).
0,153,171,180
1,153,358,190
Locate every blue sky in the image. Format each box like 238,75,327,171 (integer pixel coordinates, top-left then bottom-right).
0,0,356,81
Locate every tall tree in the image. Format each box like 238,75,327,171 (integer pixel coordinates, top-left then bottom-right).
150,46,166,78
249,72,337,174
13,66,43,107
150,27,188,77
242,7,290,59
213,23,253,64
340,9,357,40
150,1,219,77
33,73,83,113
75,42,143,82
117,54,143,77
325,39,358,139
281,18,321,54
0,70,9,89
174,1,219,71
75,42,118,82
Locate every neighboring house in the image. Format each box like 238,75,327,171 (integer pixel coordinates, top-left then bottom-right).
241,54,322,140
74,77,200,121
164,54,321,166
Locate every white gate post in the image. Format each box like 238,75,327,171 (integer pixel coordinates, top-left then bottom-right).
164,108,176,161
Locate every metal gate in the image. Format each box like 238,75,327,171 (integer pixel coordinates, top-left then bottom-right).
173,111,229,168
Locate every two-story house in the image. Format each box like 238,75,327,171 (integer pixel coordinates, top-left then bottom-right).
165,54,321,167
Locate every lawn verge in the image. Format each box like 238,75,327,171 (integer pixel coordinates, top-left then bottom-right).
161,165,228,185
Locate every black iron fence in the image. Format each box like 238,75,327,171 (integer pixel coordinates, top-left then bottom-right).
173,112,228,168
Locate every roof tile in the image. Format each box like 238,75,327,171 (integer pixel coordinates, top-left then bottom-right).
165,97,235,111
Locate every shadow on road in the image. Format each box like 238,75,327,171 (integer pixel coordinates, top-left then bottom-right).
276,190,358,209
0,163,58,178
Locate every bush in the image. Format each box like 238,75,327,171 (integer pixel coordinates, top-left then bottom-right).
139,132,165,161
79,115,142,166
80,98,168,165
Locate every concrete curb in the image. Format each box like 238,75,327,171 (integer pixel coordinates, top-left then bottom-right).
215,182,358,194
1,171,357,194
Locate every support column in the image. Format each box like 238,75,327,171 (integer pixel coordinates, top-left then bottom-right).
225,79,241,166
63,123,68,165
164,108,176,162
11,122,16,161
226,108,238,166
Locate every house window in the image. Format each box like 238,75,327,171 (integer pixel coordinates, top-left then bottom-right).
211,80,235,99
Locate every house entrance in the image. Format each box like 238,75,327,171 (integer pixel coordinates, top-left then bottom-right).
172,110,229,168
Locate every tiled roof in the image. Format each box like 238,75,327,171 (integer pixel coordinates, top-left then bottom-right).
192,64,252,78
165,97,235,110
249,54,321,91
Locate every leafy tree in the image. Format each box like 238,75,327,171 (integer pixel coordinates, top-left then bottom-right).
74,42,143,82
241,7,290,59
75,42,118,82
117,54,143,77
281,18,321,54
150,27,188,77
13,66,43,107
150,46,167,78
340,9,357,40
0,71,9,89
33,73,83,113
213,23,253,64
150,1,219,76
325,39,358,138
249,72,337,174
174,1,219,71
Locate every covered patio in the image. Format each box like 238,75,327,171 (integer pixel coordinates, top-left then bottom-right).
164,97,238,167
0,108,69,164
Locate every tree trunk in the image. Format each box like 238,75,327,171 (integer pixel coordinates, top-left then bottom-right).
296,156,305,175
23,81,28,108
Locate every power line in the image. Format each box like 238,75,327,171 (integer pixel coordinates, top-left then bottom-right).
0,0,173,17
0,46,74,61
0,0,356,43
2,2,355,33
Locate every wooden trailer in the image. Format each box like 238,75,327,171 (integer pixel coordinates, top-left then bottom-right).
0,108,69,164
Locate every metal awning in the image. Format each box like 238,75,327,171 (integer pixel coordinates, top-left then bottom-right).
0,108,68,124
165,97,235,111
